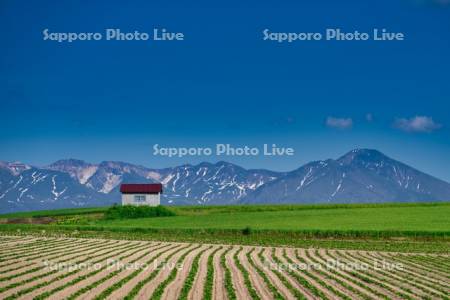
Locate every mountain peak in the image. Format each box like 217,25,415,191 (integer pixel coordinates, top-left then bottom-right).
350,148,383,156
46,159,98,185
0,161,32,175
48,158,92,168
215,160,235,166
214,161,247,172
337,149,387,165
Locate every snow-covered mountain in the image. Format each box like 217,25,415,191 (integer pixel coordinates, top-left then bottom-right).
0,159,282,212
47,159,98,184
0,162,112,213
1,149,450,213
46,159,279,205
241,149,450,204
158,161,280,205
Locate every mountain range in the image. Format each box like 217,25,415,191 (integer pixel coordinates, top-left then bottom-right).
1,149,450,213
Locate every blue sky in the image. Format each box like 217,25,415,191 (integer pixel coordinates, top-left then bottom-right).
1,0,449,181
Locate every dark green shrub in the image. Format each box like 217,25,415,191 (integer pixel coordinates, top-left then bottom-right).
104,205,176,220
242,226,252,235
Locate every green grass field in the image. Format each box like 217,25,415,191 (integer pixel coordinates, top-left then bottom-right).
95,204,450,232
1,202,449,253
0,206,108,218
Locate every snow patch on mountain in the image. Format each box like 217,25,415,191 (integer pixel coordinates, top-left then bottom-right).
99,173,122,193
79,166,98,184
51,175,67,199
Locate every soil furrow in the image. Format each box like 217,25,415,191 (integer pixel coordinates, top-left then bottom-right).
188,245,217,300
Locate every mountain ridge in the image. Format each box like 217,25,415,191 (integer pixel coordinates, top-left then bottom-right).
242,149,450,204
1,149,449,213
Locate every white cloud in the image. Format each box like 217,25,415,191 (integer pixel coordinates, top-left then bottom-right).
394,116,442,133
326,117,353,129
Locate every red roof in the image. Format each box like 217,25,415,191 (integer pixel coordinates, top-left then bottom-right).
120,183,163,194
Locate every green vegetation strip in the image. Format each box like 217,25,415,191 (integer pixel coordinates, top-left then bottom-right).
0,236,31,246
0,237,58,249
0,239,107,276
390,254,450,279
0,262,35,275
0,238,61,255
366,251,450,284
408,254,450,266
0,238,75,261
149,244,202,300
396,254,450,277
0,240,119,284
271,248,328,300
91,243,179,300
413,254,450,269
334,250,414,300
0,239,113,282
1,236,34,242
0,207,108,218
379,254,450,288
0,238,79,254
123,243,193,300
220,246,237,300
311,249,382,300
35,239,116,263
104,205,175,220
0,239,97,264
30,242,145,300
1,226,448,254
2,241,141,299
2,202,448,219
63,243,160,300
364,252,450,293
23,240,104,261
202,246,223,300
233,247,260,300
348,251,447,298
178,245,213,300
282,249,351,300
258,248,306,300
324,250,395,300
246,248,285,300
302,250,373,300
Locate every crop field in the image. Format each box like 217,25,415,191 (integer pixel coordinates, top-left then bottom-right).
0,235,449,300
